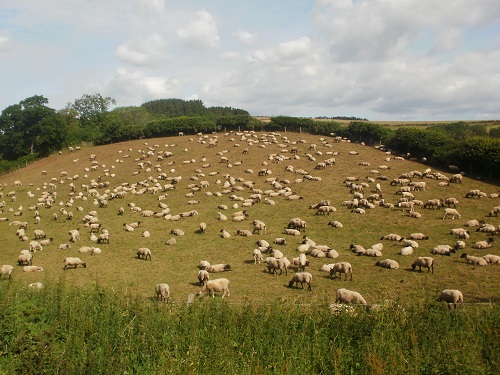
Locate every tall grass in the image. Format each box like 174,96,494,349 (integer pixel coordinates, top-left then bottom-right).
0,280,497,374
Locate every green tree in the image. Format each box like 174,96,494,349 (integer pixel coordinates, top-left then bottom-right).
489,127,500,138
0,95,66,160
69,93,116,128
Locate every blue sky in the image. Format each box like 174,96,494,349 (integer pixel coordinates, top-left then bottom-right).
1,0,499,120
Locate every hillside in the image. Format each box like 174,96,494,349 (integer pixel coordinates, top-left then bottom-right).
0,131,498,306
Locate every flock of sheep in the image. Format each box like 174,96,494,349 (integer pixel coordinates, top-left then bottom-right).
0,130,498,311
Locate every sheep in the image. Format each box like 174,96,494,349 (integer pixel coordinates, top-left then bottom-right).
206,264,231,273
166,237,177,246
460,253,488,266
29,241,42,252
256,239,270,248
288,272,313,291
442,208,461,220
408,233,429,240
59,243,71,250
155,283,171,302
444,197,459,208
450,228,469,236
438,289,463,310
464,219,484,227
23,266,44,272
489,206,500,217
329,262,353,280
18,253,33,266
0,265,14,280
198,278,230,298
199,222,207,234
237,229,253,237
375,259,399,269
136,247,152,261
253,249,264,264
380,234,402,241
295,253,310,271
335,288,367,305
482,254,500,264
283,228,301,236
472,237,494,249
431,245,454,256
33,229,46,239
252,220,267,234
68,229,80,242
90,247,102,255
170,229,185,238
363,248,382,257
217,212,227,221
197,270,210,286
28,282,44,290
411,257,435,273
273,238,287,246
198,260,211,270
97,232,110,244
327,221,343,228
308,248,326,258
316,205,337,215
399,246,414,256
219,229,231,239
39,238,53,246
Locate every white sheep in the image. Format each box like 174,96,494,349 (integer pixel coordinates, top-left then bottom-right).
252,220,267,234
408,233,429,240
442,208,461,220
335,288,367,305
166,237,177,246
170,229,185,236
237,229,253,237
199,222,207,234
471,237,494,249
438,289,463,310
283,228,301,236
482,254,500,264
380,234,402,241
198,278,230,298
63,257,85,270
460,253,487,266
219,229,231,239
430,245,454,256
327,221,343,228
253,249,264,264
23,266,44,272
198,261,211,270
288,272,312,290
399,246,414,256
90,247,102,255
18,253,33,266
411,257,435,273
136,248,152,261
375,259,399,269
28,282,44,290
196,270,210,286
273,238,287,245
155,283,171,302
329,262,353,280
206,264,231,273
0,265,14,280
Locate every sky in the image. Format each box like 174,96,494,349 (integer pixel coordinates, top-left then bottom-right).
1,0,500,120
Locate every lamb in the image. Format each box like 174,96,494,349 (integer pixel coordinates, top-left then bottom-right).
335,288,367,305
442,208,461,220
198,278,230,298
380,234,402,241
253,249,264,264
288,272,313,291
411,257,435,273
155,283,171,302
136,248,152,261
329,262,353,280
472,237,494,249
0,265,14,280
460,253,488,266
438,289,463,310
375,259,399,269
206,264,231,273
482,254,500,264
23,266,44,272
197,270,210,286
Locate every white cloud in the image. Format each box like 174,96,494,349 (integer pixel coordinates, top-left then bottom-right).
116,33,169,67
176,10,220,49
0,33,10,52
234,29,256,45
276,37,311,60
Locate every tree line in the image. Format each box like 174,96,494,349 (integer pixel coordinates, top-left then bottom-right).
1,94,499,178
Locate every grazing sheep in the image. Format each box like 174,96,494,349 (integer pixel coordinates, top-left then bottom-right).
482,254,500,264
375,259,399,269
335,288,367,305
23,266,44,272
155,283,171,302
29,241,42,252
329,262,353,280
288,272,313,291
198,278,230,298
472,237,494,249
206,264,231,273
411,257,435,273
68,229,80,242
63,257,85,270
442,208,461,220
136,247,152,261
197,270,210,286
438,289,463,310
59,243,71,250
460,253,488,266
18,253,33,266
488,206,500,217
199,222,207,234
0,265,14,280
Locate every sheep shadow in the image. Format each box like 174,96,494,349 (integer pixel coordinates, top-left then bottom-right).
243,259,255,265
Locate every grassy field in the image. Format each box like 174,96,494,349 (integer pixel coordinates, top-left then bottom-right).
0,131,499,308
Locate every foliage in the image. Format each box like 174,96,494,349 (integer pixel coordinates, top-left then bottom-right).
0,282,497,374
144,116,217,137
489,127,500,138
68,93,116,128
344,122,393,145
0,95,66,160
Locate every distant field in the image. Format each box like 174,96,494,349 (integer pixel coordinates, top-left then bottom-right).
0,131,498,307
